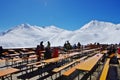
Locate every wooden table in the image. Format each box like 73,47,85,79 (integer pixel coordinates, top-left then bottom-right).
68,52,80,57
82,48,100,53
42,57,64,63
42,52,80,64
0,68,19,80
117,53,120,59
101,50,108,54
0,59,5,63
9,53,20,57
76,53,103,71
42,48,100,64
21,51,35,55
75,53,103,80
8,49,15,52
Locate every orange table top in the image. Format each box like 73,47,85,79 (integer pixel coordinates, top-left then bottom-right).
42,48,100,64
101,50,107,54
117,53,120,59
0,68,19,77
76,53,103,71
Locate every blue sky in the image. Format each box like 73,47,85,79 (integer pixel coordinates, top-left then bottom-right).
0,0,120,32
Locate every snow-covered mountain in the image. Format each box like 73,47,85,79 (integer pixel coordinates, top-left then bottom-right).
0,20,120,48
74,20,120,44
0,24,66,48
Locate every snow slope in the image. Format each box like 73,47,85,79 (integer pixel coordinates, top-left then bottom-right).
0,24,66,48
0,20,120,48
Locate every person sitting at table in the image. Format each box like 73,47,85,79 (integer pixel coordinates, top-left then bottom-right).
52,47,59,58
77,42,81,49
35,45,41,61
63,41,72,52
73,44,77,49
46,41,51,49
107,45,117,56
44,47,52,59
109,53,119,64
117,47,120,54
0,46,4,59
40,41,44,50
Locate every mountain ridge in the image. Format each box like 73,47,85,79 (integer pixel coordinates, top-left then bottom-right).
0,20,120,48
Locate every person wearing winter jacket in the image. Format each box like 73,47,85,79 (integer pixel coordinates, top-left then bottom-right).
52,47,59,58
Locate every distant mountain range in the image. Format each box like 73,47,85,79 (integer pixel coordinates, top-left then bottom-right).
0,20,120,48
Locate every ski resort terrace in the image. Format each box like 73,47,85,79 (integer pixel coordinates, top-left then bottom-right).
0,45,120,80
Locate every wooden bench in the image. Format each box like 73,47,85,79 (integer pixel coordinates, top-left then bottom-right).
62,53,103,80
99,58,110,80
34,63,45,68
27,61,41,66
62,65,77,77
62,56,88,77
62,57,88,77
52,56,87,73
4,58,22,67
27,61,47,72
27,61,42,71
0,68,19,80
53,60,76,73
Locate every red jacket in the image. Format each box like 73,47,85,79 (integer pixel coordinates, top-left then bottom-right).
52,48,59,58
118,48,120,54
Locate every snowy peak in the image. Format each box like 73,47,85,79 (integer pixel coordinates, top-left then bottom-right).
2,24,65,36
14,24,64,31
14,23,35,30
81,20,106,29
4,24,32,34
44,25,65,33
16,23,32,29
80,20,120,32
80,20,98,30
